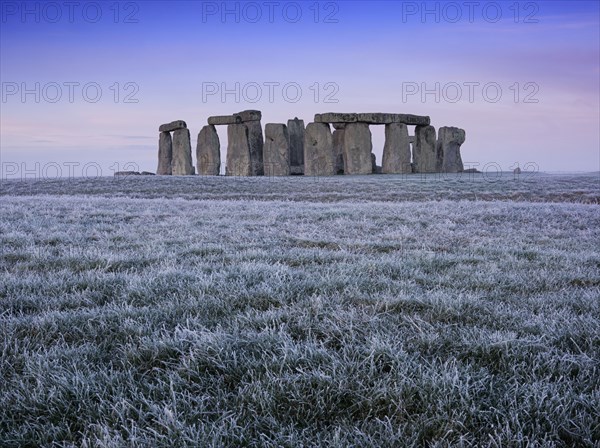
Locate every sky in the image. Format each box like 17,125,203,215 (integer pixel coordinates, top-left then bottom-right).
1,0,599,177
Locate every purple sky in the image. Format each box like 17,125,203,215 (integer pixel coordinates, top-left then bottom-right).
1,0,599,177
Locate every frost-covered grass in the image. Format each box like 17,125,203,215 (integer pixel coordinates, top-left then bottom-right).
1,174,599,447
2,172,599,204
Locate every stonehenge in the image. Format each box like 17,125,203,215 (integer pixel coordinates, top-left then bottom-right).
156,111,467,177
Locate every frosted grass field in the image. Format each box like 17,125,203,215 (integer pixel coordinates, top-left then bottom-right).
1,173,599,446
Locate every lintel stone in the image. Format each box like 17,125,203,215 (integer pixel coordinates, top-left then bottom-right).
315,112,430,126
159,120,187,132
208,110,262,126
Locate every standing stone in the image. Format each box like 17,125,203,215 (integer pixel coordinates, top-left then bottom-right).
226,124,252,176
263,124,290,176
371,153,377,173
382,122,411,174
343,123,373,175
172,128,194,175
332,128,345,174
196,125,221,176
287,118,305,174
304,123,335,176
413,125,437,173
437,127,465,173
245,120,264,176
157,131,172,175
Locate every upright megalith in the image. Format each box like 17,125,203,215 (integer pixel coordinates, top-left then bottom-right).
245,120,264,176
382,122,411,174
172,128,194,175
226,124,252,176
264,124,290,176
437,127,465,173
413,125,437,173
157,131,173,175
343,123,373,175
287,118,305,175
332,128,345,174
304,123,335,176
196,125,220,176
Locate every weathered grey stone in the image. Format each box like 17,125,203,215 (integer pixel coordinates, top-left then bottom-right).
332,128,345,174
264,124,290,176
382,123,411,174
304,123,335,176
159,120,187,132
196,125,221,176
287,118,305,172
208,110,262,126
413,125,437,173
157,131,172,175
315,113,358,123
371,153,377,173
141,171,155,175
315,113,430,126
245,120,264,176
208,115,241,126
393,114,431,126
343,123,373,175
332,123,346,130
290,165,304,175
436,127,465,173
357,113,396,124
238,110,262,122
172,128,194,175
114,171,140,176
226,124,252,176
